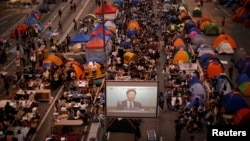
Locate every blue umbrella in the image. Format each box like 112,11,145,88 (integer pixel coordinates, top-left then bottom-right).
87,57,104,64
70,33,91,43
127,28,137,38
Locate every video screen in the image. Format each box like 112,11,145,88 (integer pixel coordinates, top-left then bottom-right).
105,80,159,118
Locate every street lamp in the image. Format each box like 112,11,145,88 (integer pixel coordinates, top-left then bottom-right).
102,0,107,67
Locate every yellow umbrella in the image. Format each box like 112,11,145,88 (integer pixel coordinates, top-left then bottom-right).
84,14,96,20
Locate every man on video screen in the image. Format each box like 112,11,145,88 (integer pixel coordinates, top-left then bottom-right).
117,89,143,110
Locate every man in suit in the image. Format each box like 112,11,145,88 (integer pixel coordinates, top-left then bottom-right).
117,89,143,110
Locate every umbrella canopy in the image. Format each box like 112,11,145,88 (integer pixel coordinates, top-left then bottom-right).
84,14,96,20
66,54,87,64
236,73,250,85
127,21,140,31
127,28,137,38
70,33,91,43
43,55,63,66
65,60,83,70
222,91,248,114
232,108,250,125
238,81,250,96
42,61,56,70
87,56,104,64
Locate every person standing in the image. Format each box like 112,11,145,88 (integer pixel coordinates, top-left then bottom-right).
58,20,63,33
228,63,234,80
58,9,62,18
47,20,52,31
30,52,37,73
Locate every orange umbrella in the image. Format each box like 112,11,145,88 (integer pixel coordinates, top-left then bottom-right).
127,21,140,31
43,55,63,66
173,38,185,47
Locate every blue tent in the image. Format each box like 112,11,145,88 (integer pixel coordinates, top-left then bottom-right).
215,74,234,95
222,91,248,114
236,73,250,85
70,33,91,43
25,16,43,31
235,56,250,70
189,83,206,100
199,53,214,65
188,27,202,35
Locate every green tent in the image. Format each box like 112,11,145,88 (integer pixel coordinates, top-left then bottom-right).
204,23,220,35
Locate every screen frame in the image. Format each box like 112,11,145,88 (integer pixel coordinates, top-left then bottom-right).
105,80,159,118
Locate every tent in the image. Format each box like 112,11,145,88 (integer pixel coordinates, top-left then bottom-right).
199,21,210,31
192,35,205,45
203,23,220,35
184,20,196,32
201,15,212,23
189,83,206,99
192,7,202,17
235,56,250,70
85,36,112,61
43,54,63,66
65,60,83,70
199,53,215,65
232,108,250,125
231,48,247,63
95,2,118,20
238,81,250,96
70,33,91,43
215,41,234,54
236,73,250,85
205,62,224,79
212,34,237,49
173,38,185,47
123,52,138,65
172,49,190,64
189,31,199,40
197,44,215,57
127,21,140,31
222,91,248,114
215,74,234,95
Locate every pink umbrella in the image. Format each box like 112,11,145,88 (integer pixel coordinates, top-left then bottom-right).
189,31,198,40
